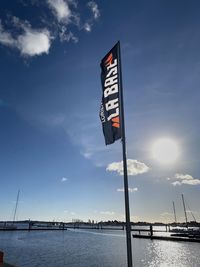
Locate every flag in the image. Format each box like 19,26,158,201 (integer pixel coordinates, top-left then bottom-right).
99,42,122,145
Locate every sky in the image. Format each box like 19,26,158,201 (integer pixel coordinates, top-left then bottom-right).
0,0,200,223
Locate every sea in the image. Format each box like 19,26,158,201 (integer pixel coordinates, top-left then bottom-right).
0,228,200,267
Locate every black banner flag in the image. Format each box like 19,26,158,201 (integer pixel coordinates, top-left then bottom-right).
99,42,122,145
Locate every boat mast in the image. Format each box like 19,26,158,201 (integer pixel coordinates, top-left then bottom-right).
172,201,177,225
181,194,188,228
187,203,196,222
13,190,20,223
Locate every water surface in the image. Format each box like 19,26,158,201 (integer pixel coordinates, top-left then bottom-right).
0,229,199,267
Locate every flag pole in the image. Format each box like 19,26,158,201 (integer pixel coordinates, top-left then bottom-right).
117,41,133,267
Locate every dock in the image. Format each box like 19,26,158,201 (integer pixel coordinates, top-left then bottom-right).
132,225,200,243
0,228,68,231
0,221,124,231
132,234,200,243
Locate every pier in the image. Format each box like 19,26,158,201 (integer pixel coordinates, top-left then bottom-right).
132,225,200,243
132,234,200,243
0,221,124,231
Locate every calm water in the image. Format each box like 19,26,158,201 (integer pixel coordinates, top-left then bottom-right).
0,229,200,267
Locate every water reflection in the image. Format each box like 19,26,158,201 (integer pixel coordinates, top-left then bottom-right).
134,239,200,267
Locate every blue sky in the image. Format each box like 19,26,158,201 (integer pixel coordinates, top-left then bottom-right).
0,0,200,223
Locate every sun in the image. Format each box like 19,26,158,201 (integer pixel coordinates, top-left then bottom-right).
152,138,179,164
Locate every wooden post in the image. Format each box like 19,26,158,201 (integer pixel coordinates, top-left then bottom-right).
150,225,153,237
28,219,31,231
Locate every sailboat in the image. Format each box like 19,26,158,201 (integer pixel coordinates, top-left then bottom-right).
170,194,200,238
2,190,20,230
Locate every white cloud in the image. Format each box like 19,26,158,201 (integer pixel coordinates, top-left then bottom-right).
64,111,111,167
170,173,200,186
107,159,149,176
0,20,51,57
87,1,100,19
61,177,68,182
83,22,92,32
174,173,194,180
0,1,101,57
67,0,78,8
181,179,200,185
17,28,51,56
172,181,182,186
59,26,78,43
117,187,138,193
41,113,66,127
82,1,100,33
47,0,71,22
81,151,92,159
0,21,15,46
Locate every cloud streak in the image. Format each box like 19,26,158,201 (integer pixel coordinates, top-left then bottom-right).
107,159,149,176
117,187,138,193
169,173,200,186
61,177,68,182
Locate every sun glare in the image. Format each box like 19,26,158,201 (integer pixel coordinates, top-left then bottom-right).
152,138,179,164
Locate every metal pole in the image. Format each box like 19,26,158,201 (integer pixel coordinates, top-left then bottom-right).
181,194,188,228
13,190,20,223
172,201,177,225
118,41,133,267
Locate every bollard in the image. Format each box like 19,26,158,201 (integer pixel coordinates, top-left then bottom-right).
0,251,15,267
0,251,4,263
